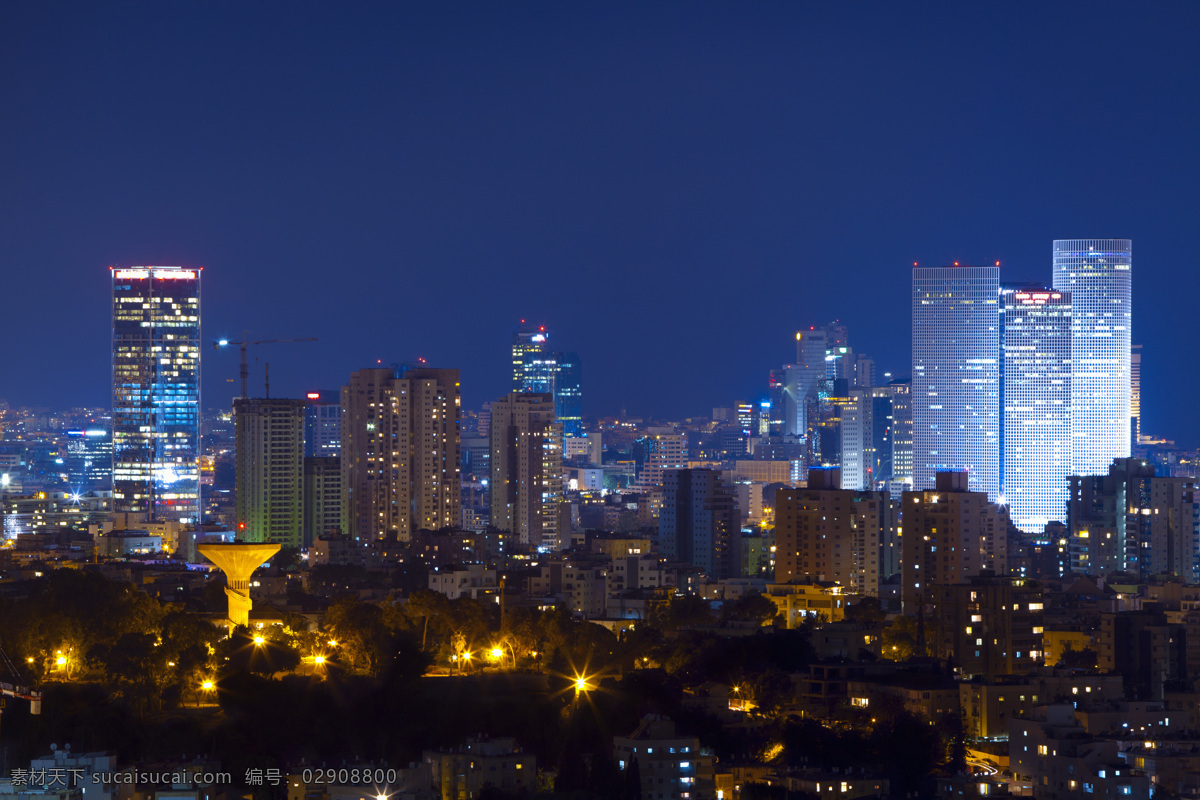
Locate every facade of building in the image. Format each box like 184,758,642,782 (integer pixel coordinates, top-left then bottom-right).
111,266,201,523
634,433,688,492
511,323,583,442
1052,239,1133,477
932,575,1044,679
786,327,828,438
774,468,893,596
888,379,913,493
303,455,342,545
659,468,741,579
303,389,342,457
65,426,113,492
912,265,1001,498
901,471,1009,612
1002,286,1072,532
341,367,461,542
234,398,305,548
489,392,562,549
1068,458,1200,581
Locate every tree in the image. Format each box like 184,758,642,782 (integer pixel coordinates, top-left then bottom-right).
720,592,779,626
1058,645,1098,669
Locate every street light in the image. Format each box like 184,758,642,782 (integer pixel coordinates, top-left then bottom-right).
253,635,265,646
201,680,215,691
314,655,326,665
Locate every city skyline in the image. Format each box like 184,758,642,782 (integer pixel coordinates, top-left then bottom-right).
3,4,1197,443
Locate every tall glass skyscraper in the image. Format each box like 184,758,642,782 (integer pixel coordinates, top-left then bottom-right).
511,323,583,441
1002,286,1072,531
111,266,201,523
912,265,1001,497
1052,239,1132,475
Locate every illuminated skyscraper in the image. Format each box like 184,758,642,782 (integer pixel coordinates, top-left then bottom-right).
1052,239,1132,475
511,322,583,441
784,328,827,437
303,390,342,457
111,266,201,523
1002,286,1072,531
1131,343,1142,447
912,265,1000,498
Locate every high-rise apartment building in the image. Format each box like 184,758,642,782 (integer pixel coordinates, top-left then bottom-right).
341,367,461,541
304,390,342,457
1052,239,1132,475
490,392,562,549
912,265,1001,498
303,456,342,545
234,398,305,548
1067,458,1200,581
901,471,1009,613
1002,286,1072,532
111,266,201,523
774,468,894,596
660,468,741,579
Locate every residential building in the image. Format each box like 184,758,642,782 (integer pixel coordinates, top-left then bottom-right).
660,468,740,579
341,367,461,542
490,392,562,549
932,575,1044,679
234,398,305,548
901,471,1009,612
773,467,893,596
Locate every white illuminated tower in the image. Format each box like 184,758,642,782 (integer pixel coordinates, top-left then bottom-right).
111,266,201,523
1002,286,1072,531
1052,239,1132,475
912,265,1001,498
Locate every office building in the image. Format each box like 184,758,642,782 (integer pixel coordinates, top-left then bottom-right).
341,367,461,542
774,468,894,596
303,390,342,457
912,265,1001,498
554,351,583,439
1131,343,1142,448
234,398,305,548
1052,239,1133,475
888,379,913,494
111,266,201,523
511,322,584,443
659,468,740,579
633,432,687,492
65,427,112,492
785,328,828,437
1002,286,1072,532
490,392,562,549
901,471,1009,613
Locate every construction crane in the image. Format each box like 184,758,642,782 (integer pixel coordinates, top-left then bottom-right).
213,332,318,398
0,641,42,740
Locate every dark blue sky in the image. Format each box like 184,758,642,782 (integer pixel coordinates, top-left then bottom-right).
3,3,1198,441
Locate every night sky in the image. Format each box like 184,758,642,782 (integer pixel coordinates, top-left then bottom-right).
3,3,1198,442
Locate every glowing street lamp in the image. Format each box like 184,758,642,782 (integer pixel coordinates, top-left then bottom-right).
489,647,504,662
314,655,326,665
201,680,215,691
253,635,265,646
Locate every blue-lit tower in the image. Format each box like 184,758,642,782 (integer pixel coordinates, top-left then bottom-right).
111,266,201,523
